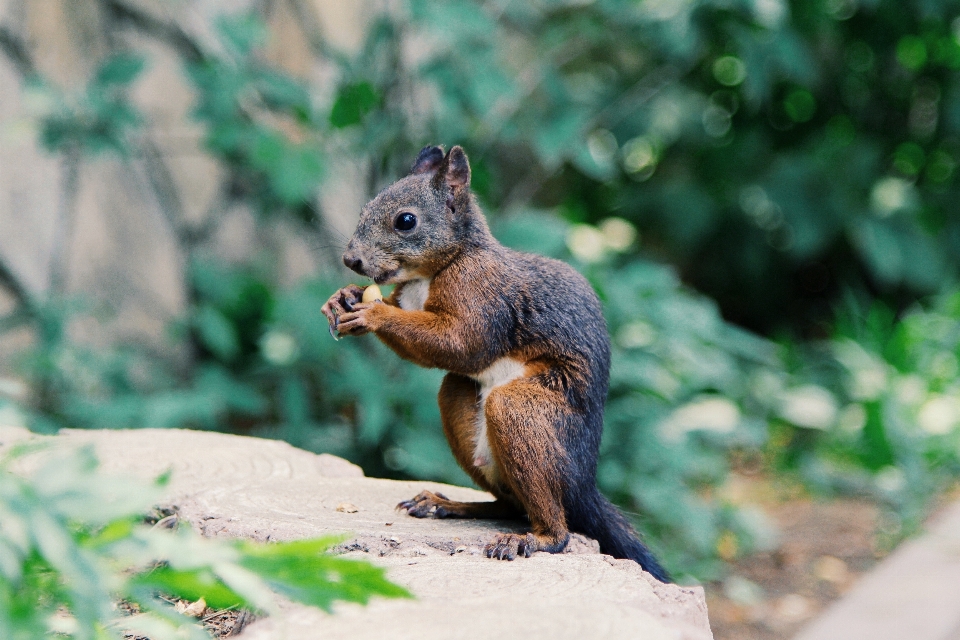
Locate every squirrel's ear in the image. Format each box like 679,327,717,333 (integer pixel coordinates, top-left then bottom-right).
445,146,470,189
410,145,445,175
431,145,471,192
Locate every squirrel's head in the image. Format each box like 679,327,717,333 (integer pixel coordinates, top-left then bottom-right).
342,145,476,284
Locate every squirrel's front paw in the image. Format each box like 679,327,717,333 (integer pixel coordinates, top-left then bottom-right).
321,285,365,338
335,301,384,336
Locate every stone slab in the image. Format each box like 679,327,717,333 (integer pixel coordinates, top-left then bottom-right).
0,426,713,639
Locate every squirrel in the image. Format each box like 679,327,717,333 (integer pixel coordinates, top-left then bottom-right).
321,145,670,583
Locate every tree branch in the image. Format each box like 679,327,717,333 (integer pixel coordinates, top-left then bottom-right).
0,25,37,78
48,146,81,296
0,256,35,316
138,137,188,232
287,0,338,60
0,31,35,308
101,0,204,63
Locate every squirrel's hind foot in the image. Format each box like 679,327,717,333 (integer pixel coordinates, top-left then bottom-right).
484,533,531,560
484,531,569,561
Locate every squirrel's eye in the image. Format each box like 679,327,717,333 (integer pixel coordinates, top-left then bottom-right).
394,212,418,232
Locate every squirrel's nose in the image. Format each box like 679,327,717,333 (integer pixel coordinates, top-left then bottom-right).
343,253,364,274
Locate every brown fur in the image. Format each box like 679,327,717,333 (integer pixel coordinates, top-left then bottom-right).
484,379,572,555
320,145,670,581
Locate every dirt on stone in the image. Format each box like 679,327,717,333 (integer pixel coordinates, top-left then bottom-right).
118,598,255,639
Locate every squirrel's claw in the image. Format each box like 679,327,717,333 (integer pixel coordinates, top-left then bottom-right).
396,490,430,514
484,534,520,561
335,314,369,336
485,533,535,561
322,284,366,339
397,490,452,518
337,302,379,336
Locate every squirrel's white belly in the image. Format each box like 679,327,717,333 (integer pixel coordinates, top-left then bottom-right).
469,357,526,484
398,278,431,311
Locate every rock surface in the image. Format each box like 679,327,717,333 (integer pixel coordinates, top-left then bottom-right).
0,426,713,640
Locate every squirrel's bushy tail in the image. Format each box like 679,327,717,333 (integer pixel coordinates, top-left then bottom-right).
567,489,671,583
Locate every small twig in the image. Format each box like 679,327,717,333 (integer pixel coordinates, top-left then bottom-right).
48,145,81,296
137,137,188,234
287,0,339,61
474,41,588,162
0,308,35,333
0,256,35,314
0,25,36,78
227,610,255,637
200,604,238,622
101,0,204,63
180,184,232,249
588,64,679,131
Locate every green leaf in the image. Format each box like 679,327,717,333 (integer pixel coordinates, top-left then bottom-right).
248,128,287,171
237,537,412,612
896,35,927,70
329,82,379,128
94,54,146,86
852,219,903,286
272,145,324,204
784,89,816,123
194,306,241,362
131,567,248,610
217,14,267,55
0,447,409,640
359,396,390,445
82,518,136,549
195,366,268,416
279,375,310,426
257,71,311,114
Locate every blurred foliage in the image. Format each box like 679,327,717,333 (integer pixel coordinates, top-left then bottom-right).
0,443,408,640
3,0,960,584
768,292,960,533
25,53,145,155
348,0,960,333
187,16,325,216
